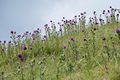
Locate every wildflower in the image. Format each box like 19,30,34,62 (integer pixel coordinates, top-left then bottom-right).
18,53,25,62
30,47,32,50
83,38,87,41
22,44,27,50
18,53,23,58
8,41,11,43
8,41,11,46
102,37,106,41
63,45,67,49
116,28,120,35
4,41,6,44
58,22,60,25
17,35,21,38
44,24,48,27
14,32,16,34
59,28,62,32
26,31,29,34
94,28,97,31
33,38,35,41
81,13,83,15
11,31,14,34
70,37,75,42
117,14,119,17
84,11,86,14
37,28,40,30
99,18,102,22
95,22,99,25
110,6,112,8
63,17,65,19
74,15,77,18
23,46,27,50
93,11,96,15
103,10,105,14
44,35,47,38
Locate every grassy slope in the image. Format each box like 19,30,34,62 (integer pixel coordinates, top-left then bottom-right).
1,23,120,80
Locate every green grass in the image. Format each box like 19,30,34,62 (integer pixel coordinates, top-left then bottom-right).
0,22,120,80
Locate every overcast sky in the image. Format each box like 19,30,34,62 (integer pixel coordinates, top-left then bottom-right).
0,0,120,41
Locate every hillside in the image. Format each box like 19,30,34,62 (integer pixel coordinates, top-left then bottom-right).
0,7,120,80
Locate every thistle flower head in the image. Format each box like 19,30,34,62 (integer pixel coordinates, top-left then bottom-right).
102,37,106,41
4,41,6,43
117,14,119,17
17,35,21,38
63,45,67,49
11,31,14,34
0,41,2,44
22,44,27,50
44,35,47,38
70,37,75,42
116,28,120,34
18,53,23,59
18,53,25,62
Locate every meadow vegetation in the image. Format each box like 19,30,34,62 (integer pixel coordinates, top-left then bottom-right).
0,6,120,80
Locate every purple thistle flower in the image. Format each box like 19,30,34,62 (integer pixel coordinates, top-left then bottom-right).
18,53,25,62
30,45,33,50
50,20,52,23
63,45,67,49
26,31,29,34
11,31,14,34
30,47,32,50
0,41,2,44
23,46,27,50
70,37,75,42
17,35,21,38
110,6,112,8
22,44,27,50
102,37,106,41
44,24,48,27
63,17,65,19
14,32,16,34
44,35,47,38
81,13,83,15
8,41,11,43
4,41,6,43
116,28,120,34
78,15,80,17
117,14,119,17
18,53,23,59
84,11,86,14
59,28,62,32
